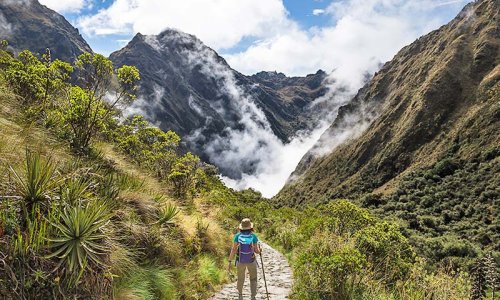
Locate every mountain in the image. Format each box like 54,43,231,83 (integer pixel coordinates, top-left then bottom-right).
110,30,327,175
0,0,92,62
275,0,498,248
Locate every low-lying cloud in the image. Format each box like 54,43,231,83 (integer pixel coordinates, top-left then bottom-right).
165,34,361,198
0,12,13,39
88,0,471,198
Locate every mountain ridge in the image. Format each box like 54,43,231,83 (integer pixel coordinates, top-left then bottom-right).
277,0,499,204
0,0,92,62
110,29,329,177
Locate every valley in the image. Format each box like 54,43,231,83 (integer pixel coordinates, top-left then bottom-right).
0,0,498,299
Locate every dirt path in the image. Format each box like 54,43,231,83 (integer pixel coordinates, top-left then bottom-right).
211,243,293,300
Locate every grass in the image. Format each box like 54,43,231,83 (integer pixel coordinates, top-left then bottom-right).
198,255,225,288
113,265,176,300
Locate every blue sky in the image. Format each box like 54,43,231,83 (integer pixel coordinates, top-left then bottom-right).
39,0,471,76
47,0,337,56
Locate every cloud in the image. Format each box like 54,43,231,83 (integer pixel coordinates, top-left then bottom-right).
131,31,342,198
0,12,13,39
312,9,326,16
72,0,471,197
225,0,469,78
76,0,292,50
39,0,91,12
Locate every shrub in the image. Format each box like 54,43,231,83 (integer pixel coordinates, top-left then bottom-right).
169,153,200,198
432,158,460,177
356,221,415,282
320,199,375,236
295,234,367,300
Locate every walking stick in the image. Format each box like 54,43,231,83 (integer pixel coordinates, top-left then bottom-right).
259,243,270,300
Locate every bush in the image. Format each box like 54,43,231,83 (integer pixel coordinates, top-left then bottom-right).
356,222,415,282
319,199,375,236
295,234,367,300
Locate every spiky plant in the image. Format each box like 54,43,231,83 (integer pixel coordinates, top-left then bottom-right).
154,203,180,226
484,252,498,300
60,177,92,205
47,201,112,282
471,257,486,300
10,150,58,206
99,174,120,203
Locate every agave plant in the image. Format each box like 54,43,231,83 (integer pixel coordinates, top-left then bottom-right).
154,203,180,226
47,201,112,277
59,177,93,205
10,150,59,205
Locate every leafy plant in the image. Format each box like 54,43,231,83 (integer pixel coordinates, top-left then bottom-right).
47,201,112,282
154,203,180,226
295,234,367,299
10,150,58,204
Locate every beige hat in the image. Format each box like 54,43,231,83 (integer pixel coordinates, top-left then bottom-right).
238,218,254,230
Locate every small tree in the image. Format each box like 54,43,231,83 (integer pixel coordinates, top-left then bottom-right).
168,153,200,198
115,115,180,178
62,53,139,153
40,49,73,109
471,257,487,300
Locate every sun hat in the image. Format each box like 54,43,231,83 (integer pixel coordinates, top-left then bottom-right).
238,218,254,230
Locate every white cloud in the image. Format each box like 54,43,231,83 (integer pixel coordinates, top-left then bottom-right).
76,0,292,50
0,12,13,39
39,0,91,13
312,9,326,16
70,0,470,197
226,0,469,79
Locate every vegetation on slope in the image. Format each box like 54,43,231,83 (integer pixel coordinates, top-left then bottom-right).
274,0,499,287
0,37,497,300
0,45,229,299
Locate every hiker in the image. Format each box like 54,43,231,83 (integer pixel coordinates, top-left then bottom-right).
228,218,261,300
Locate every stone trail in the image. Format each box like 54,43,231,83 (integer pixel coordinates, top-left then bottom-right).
211,243,293,300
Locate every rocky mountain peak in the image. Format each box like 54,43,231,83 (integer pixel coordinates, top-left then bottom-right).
0,0,92,62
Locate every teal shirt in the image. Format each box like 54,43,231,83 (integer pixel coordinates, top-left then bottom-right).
233,232,259,244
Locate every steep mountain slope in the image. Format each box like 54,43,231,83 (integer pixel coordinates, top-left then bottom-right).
277,0,499,208
0,0,92,62
110,30,327,175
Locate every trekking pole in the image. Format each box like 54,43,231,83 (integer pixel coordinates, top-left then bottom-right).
259,243,270,300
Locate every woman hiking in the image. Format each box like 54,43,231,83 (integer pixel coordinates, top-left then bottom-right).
227,218,261,300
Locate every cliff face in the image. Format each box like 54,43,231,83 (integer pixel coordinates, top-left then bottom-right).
276,0,499,206
0,0,92,62
110,29,327,176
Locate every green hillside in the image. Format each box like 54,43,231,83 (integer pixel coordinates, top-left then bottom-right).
0,0,498,295
275,0,499,268
0,45,484,300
